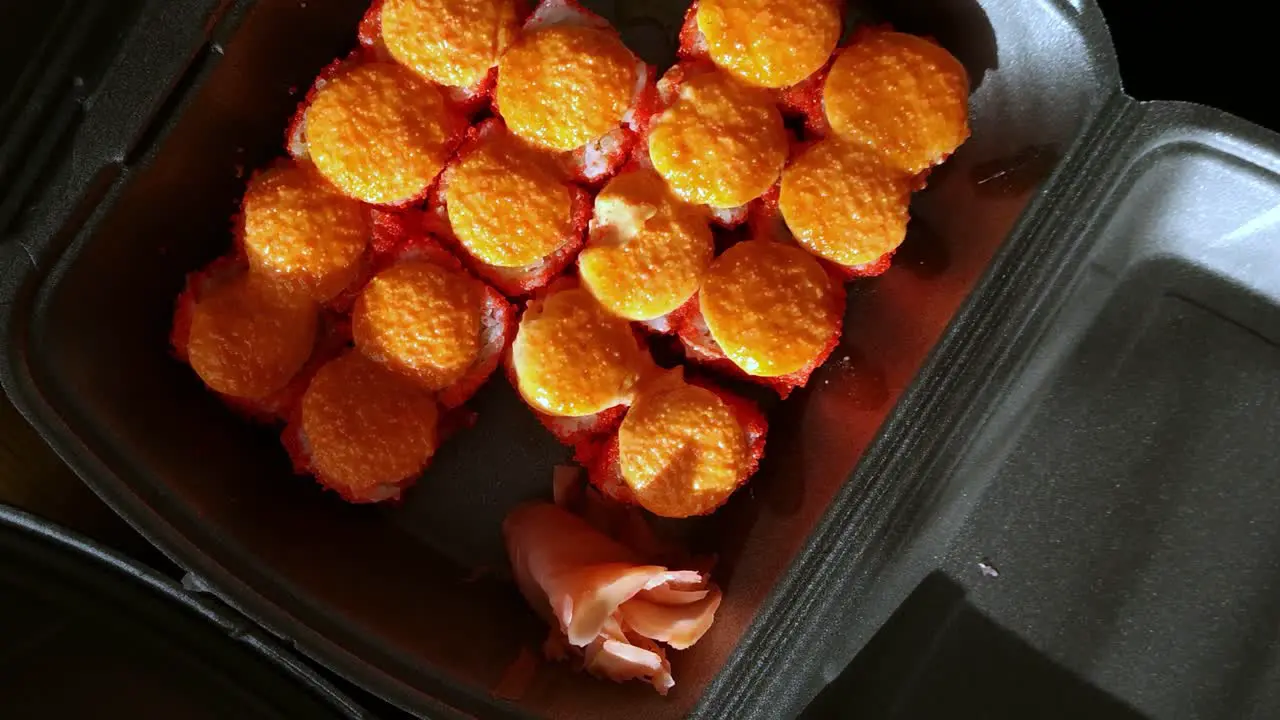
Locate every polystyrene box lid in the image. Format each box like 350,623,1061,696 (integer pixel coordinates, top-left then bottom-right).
0,505,368,720
773,103,1280,719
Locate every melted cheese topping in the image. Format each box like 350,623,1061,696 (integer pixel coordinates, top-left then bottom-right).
511,287,646,417
496,25,637,151
302,351,439,492
780,139,912,267
306,63,460,205
619,373,750,518
697,0,842,89
241,161,368,302
445,130,574,267
579,169,714,321
187,275,317,399
381,0,520,88
353,261,484,391
700,240,841,377
824,30,970,175
648,70,787,209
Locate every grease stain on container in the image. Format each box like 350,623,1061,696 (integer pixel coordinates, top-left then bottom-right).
971,144,1062,198
811,349,890,413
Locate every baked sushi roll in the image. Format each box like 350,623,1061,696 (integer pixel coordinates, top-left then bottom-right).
238,159,370,304
585,369,767,518
645,63,788,227
507,283,652,446
675,239,844,398
677,0,843,90
771,138,913,280
797,27,971,176
353,249,516,409
358,0,523,114
287,60,467,206
494,0,658,185
577,166,714,333
171,263,319,422
284,350,440,503
426,119,591,297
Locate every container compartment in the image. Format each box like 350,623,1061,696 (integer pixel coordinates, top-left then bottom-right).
0,0,1118,717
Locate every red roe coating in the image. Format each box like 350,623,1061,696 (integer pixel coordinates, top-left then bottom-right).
358,0,529,114
585,372,768,515
680,0,842,90
646,63,788,211
239,159,370,303
426,120,592,297
172,258,351,425
673,264,846,400
822,27,971,175
289,350,441,503
748,148,897,281
491,0,659,185
180,270,318,401
287,60,467,207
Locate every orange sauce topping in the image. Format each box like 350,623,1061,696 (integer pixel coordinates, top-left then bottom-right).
824,30,970,174
780,139,912,267
241,161,368,302
579,168,714,321
697,0,842,88
306,63,461,205
511,287,647,417
381,0,520,88
301,351,440,492
187,274,317,399
700,240,841,377
648,70,787,209
496,25,637,151
445,130,574,267
619,372,750,518
353,261,485,391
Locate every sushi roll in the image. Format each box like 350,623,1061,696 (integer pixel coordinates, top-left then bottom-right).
577,166,714,333
508,283,652,445
358,0,523,113
585,369,767,518
677,0,843,90
675,239,844,398
645,63,788,226
776,138,913,280
427,119,591,297
238,159,369,303
353,254,516,409
286,350,440,503
818,28,971,176
173,266,318,410
494,0,657,185
287,61,467,206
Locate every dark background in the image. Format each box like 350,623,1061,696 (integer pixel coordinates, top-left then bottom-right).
1,2,1273,130
1098,0,1271,129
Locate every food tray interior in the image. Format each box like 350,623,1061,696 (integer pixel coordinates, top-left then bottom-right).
9,0,1118,717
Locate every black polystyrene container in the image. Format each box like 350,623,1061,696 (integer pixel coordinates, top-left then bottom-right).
4,1,1280,718
0,504,367,719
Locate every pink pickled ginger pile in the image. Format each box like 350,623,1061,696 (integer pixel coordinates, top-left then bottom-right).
503,500,722,695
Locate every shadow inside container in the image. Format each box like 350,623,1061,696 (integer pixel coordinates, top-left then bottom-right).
800,572,1149,720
